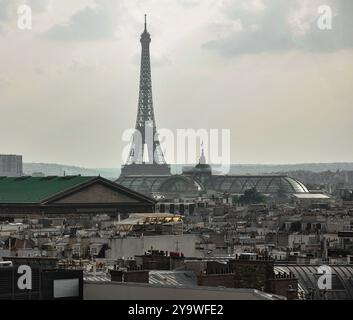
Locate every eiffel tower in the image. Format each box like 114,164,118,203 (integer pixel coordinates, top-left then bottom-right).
121,15,171,177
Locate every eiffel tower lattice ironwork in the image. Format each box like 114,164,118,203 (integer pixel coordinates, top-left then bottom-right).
122,15,171,176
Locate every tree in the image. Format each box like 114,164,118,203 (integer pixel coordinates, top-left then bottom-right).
277,185,287,198
232,195,240,204
239,188,266,204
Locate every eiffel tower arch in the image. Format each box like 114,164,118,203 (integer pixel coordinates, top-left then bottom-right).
121,15,171,177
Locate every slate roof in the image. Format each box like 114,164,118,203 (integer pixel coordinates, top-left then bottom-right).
84,271,198,287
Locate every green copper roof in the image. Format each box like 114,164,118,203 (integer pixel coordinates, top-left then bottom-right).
0,176,94,203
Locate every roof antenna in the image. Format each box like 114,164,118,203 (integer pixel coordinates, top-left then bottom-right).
144,14,147,32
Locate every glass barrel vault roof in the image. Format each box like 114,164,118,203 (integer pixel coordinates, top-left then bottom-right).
117,175,309,195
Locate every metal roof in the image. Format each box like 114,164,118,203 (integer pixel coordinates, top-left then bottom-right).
0,176,156,204
0,176,93,203
292,194,331,199
117,174,309,195
275,265,353,300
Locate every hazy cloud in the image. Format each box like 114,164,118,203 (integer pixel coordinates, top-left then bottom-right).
28,0,52,13
204,0,353,55
46,0,123,41
0,76,11,88
0,0,50,19
177,0,200,8
0,0,11,21
0,0,52,34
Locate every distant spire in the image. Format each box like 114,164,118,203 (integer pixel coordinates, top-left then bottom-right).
199,142,207,165
144,14,147,32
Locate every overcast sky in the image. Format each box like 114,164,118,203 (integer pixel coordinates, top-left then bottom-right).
1,0,353,168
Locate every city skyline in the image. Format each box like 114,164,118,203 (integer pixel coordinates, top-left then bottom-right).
1,0,353,168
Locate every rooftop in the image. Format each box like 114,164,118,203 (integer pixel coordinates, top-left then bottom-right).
117,174,310,195
275,265,353,300
0,176,93,203
0,176,155,205
292,194,331,199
